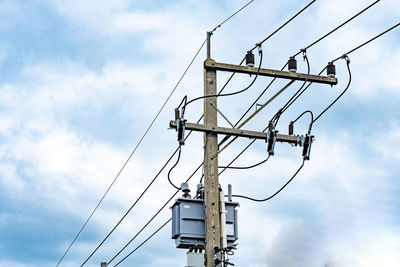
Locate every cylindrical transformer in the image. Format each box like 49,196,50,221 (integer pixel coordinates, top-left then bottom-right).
246,51,255,67
327,62,336,77
288,57,297,72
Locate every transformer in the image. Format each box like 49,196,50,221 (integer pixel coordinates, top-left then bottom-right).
171,197,239,249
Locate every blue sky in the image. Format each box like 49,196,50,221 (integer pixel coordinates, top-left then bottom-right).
0,0,399,266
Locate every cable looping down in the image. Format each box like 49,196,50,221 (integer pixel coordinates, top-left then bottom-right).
232,159,305,202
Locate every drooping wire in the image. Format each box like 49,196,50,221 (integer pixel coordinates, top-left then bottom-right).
184,47,263,108
167,146,183,190
231,159,305,202
312,56,352,124
218,155,271,170
292,110,314,133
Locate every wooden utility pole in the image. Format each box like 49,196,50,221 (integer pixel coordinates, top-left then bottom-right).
169,32,338,267
204,31,221,267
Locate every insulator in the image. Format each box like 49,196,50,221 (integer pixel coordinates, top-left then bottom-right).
302,134,313,160
288,122,294,135
288,57,297,72
177,119,186,145
246,51,255,67
181,182,191,198
174,108,180,121
327,62,336,77
267,130,278,156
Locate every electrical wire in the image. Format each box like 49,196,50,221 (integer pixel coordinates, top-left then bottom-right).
248,0,317,52
167,146,183,190
293,0,381,57
331,22,400,62
113,219,172,267
79,115,201,266
292,110,314,133
218,155,271,170
286,22,399,128
312,56,351,124
59,38,206,267
231,159,305,202
184,48,263,108
210,0,255,34
99,3,389,265
184,0,317,110
74,2,259,265
233,0,381,129
271,52,310,127
107,162,203,265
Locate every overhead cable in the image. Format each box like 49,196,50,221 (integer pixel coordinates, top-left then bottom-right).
74,2,257,265
60,37,206,267
231,160,305,202
113,219,172,267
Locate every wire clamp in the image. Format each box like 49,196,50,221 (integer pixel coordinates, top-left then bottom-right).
256,43,262,55
341,53,350,63
301,48,307,61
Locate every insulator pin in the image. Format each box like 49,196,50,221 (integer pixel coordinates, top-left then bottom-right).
327,62,336,77
288,57,297,72
246,51,255,67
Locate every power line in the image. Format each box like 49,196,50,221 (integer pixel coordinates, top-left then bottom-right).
218,155,270,170
231,159,305,202
286,22,400,125
81,2,313,264
107,162,203,265
71,2,258,266
97,1,390,266
331,22,400,62
210,0,255,34
233,0,381,129
184,48,263,107
57,38,206,267
293,0,381,57
79,116,200,266
113,219,172,267
313,57,351,123
249,0,317,52
167,146,183,190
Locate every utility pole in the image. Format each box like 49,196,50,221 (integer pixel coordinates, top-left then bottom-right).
203,31,221,267
170,33,337,267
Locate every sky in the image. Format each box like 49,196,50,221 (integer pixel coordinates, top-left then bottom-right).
0,0,399,266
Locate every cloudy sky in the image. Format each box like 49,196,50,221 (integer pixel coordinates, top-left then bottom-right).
0,0,399,266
